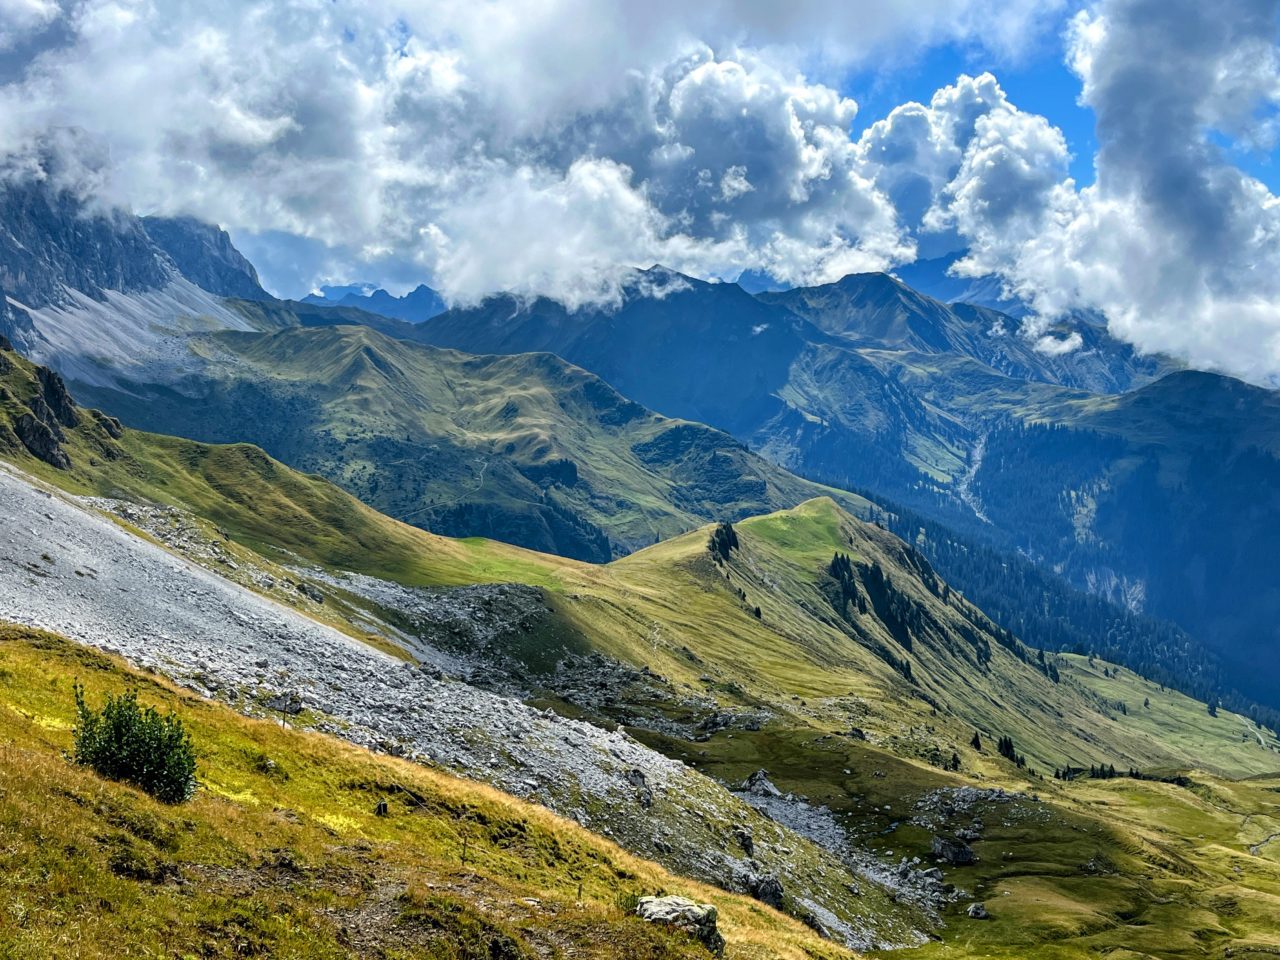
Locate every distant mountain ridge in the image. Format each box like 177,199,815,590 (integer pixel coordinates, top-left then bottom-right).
302,282,445,322
78,321,869,560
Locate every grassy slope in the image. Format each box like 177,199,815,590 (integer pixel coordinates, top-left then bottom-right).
6,343,1280,958
1058,655,1278,776
3,339,1275,781
600,499,1280,780
79,323,869,558
0,625,845,960
882,771,1280,960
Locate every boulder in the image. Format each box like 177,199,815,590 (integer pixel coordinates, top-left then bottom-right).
932,836,977,865
636,896,725,956
266,691,304,715
750,874,784,909
739,768,782,797
625,768,654,808
967,902,989,919
296,582,325,604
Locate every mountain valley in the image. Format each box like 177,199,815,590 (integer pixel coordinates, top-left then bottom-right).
1,176,1279,959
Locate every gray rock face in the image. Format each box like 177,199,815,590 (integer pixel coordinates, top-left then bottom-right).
931,837,977,866
751,874,785,909
740,769,783,797
636,896,725,956
13,411,69,468
142,216,269,302
0,177,174,309
35,365,79,429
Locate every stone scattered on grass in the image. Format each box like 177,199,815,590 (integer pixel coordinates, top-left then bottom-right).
636,895,725,956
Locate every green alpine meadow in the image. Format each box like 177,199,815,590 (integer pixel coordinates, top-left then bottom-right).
3,2,1280,957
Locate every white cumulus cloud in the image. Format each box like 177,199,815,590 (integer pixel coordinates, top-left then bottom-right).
927,0,1280,383
0,0,1058,304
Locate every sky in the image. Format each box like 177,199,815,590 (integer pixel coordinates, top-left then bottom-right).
3,0,1280,381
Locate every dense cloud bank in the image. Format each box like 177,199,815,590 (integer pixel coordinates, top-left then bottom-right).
3,0,1280,380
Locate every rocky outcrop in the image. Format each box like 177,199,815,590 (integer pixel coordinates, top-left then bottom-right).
91,410,124,440
14,411,70,468
36,365,79,429
635,896,725,956
740,769,783,797
750,874,785,910
3,351,82,469
142,215,269,301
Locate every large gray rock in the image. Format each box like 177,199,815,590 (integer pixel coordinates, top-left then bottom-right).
739,768,782,797
636,896,725,956
932,836,977,866
0,170,174,309
13,412,70,469
750,874,785,909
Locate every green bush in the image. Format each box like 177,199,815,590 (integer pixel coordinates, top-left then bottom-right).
72,683,197,803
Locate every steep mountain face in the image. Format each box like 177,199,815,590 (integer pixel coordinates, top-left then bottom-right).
0,177,173,308
141,215,270,301
0,177,286,389
71,322,868,561
967,371,1280,704
301,282,445,322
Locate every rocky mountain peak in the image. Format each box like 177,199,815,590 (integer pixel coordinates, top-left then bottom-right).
142,215,269,301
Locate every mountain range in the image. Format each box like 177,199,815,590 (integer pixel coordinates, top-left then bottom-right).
2,174,1280,958
4,176,1278,710
301,282,447,322
415,266,1280,705
3,330,1278,956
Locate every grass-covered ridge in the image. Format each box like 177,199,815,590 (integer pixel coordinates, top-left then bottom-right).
5,338,1280,958
70,321,869,561
2,336,1275,785
0,624,847,960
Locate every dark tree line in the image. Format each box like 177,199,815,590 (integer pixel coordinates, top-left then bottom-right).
708,521,739,563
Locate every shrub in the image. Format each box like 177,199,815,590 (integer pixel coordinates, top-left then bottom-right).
72,683,197,803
